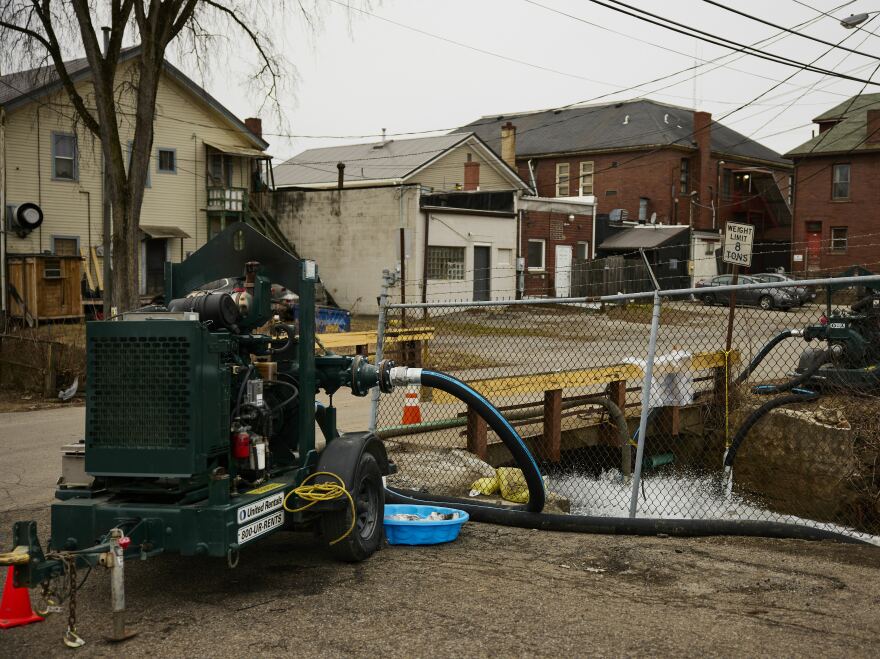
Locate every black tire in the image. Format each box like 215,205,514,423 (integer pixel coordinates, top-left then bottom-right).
759,295,773,311
701,293,715,306
321,451,383,562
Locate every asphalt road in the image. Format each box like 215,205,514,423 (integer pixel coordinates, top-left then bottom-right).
2,405,880,657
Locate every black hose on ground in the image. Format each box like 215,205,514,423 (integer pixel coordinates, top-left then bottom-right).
735,330,799,385
384,487,866,544
723,391,820,468
418,369,546,513
751,349,831,395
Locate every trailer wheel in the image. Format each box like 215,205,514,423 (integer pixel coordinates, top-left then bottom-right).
322,451,383,562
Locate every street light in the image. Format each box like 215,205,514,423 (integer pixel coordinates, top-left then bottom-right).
841,12,872,28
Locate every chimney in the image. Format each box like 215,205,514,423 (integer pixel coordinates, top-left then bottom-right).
464,153,480,191
867,109,880,143
693,111,713,230
101,26,110,55
500,121,517,168
244,117,263,139
337,162,345,190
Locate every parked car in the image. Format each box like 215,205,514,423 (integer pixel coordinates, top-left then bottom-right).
751,272,817,306
695,274,798,310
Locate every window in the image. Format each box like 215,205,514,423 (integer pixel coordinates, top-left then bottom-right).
638,197,649,221
555,163,570,197
679,158,690,194
52,132,77,181
158,148,176,173
605,189,618,196
127,141,151,187
722,169,731,199
579,161,594,196
426,246,465,280
527,239,545,271
575,241,589,261
832,164,850,199
497,248,513,266
787,174,794,206
52,236,79,256
831,227,848,251
43,258,62,279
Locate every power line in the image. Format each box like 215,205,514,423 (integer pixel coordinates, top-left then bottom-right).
585,0,880,86
701,0,880,61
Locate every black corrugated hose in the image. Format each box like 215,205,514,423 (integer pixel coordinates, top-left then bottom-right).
384,368,868,545
751,349,831,395
735,330,799,386
723,391,820,468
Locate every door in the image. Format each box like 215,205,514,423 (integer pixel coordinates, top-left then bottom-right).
806,226,822,270
473,246,491,301
145,238,167,297
555,245,573,297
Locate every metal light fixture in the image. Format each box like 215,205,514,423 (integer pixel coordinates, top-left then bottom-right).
841,12,870,28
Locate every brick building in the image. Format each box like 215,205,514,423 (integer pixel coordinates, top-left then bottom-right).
460,99,792,290
786,94,880,274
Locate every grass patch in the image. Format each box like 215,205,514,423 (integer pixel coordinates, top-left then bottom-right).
605,303,706,325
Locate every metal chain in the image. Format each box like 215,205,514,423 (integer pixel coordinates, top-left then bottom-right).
44,552,85,648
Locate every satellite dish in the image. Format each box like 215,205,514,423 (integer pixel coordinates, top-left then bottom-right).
649,212,657,225
9,202,43,237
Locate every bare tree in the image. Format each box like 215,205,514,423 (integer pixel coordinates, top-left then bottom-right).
0,1,292,311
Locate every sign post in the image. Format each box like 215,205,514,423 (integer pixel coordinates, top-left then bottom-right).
722,221,754,352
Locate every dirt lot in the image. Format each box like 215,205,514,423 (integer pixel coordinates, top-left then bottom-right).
2,504,879,657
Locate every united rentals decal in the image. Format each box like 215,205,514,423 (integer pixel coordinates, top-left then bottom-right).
237,492,285,525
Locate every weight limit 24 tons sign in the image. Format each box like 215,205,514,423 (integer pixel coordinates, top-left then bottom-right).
723,221,754,267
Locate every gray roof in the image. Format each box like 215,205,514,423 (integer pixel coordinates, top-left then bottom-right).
0,47,268,150
273,133,523,188
786,94,880,157
456,98,789,166
599,225,689,251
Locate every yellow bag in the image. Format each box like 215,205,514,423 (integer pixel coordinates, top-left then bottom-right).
469,476,500,496
496,467,529,503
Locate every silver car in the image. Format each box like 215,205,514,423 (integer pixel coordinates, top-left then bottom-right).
696,274,797,311
752,273,816,306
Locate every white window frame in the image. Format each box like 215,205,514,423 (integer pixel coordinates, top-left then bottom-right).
157,147,177,174
51,131,77,181
527,238,546,271
832,163,850,200
830,226,848,252
579,161,594,196
555,163,570,197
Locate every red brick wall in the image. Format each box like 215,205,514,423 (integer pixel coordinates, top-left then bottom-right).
521,209,593,296
791,153,880,273
518,150,790,236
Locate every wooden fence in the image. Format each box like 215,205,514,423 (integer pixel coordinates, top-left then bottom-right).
571,256,653,298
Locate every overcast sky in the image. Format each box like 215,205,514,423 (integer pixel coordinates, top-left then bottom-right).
184,0,880,162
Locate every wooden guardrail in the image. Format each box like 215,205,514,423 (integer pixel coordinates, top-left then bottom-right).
440,349,740,464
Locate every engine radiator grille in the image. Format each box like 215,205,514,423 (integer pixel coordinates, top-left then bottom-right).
87,334,192,449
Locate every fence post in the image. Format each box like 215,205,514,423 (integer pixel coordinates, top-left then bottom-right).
629,290,662,518
606,379,630,477
542,389,562,463
43,342,56,399
466,407,488,461
369,269,395,433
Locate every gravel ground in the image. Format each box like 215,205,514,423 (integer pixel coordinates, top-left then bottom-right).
2,504,879,657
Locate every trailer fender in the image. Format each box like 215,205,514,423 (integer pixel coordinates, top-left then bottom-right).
316,432,393,490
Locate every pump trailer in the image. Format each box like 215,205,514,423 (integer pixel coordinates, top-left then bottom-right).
0,223,418,643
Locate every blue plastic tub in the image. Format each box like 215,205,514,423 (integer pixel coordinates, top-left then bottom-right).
383,504,469,545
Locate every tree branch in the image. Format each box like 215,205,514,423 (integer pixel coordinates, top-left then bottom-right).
25,0,101,135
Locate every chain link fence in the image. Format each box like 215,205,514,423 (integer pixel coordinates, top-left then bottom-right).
373,274,880,543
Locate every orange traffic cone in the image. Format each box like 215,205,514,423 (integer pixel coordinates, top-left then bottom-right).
401,386,423,425
0,566,44,629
